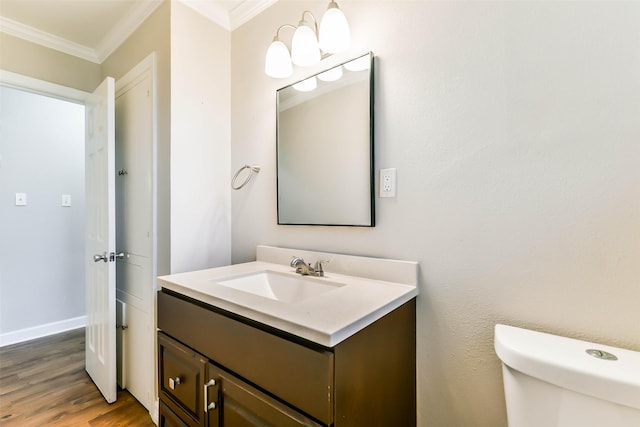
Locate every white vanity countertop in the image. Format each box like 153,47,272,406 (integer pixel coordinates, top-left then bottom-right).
158,246,419,347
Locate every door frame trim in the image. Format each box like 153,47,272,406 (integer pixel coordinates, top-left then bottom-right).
0,69,90,103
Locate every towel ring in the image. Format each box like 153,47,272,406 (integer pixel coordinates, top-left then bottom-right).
231,165,260,190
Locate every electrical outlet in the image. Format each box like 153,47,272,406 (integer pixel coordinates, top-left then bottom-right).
62,194,72,207
379,168,397,198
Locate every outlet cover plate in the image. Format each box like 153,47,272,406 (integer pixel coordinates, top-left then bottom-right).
380,168,397,198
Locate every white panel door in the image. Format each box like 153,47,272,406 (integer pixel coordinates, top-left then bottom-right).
85,76,117,404
115,63,155,411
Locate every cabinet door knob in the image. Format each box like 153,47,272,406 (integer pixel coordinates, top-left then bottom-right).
169,377,181,390
207,402,217,411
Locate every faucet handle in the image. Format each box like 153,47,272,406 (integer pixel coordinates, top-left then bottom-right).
290,256,305,268
314,260,329,277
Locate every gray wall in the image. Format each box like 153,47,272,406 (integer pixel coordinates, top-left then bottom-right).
230,1,640,426
0,86,85,336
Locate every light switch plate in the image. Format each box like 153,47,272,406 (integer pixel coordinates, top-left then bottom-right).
61,194,72,207
15,193,27,206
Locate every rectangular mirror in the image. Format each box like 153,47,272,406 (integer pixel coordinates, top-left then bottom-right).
277,52,374,226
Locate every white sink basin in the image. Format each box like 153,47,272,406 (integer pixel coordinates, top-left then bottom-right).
159,246,419,346
215,270,345,303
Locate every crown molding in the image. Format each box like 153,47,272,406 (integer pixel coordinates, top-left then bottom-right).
229,0,278,30
0,0,272,64
0,0,162,64
97,0,163,63
177,0,277,31
177,0,231,30
0,16,100,63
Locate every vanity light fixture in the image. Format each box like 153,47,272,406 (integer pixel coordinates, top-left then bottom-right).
343,54,370,72
317,65,343,82
291,12,321,67
292,76,317,92
264,1,351,79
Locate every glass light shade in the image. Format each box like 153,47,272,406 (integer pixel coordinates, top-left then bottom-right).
293,76,317,92
317,65,343,82
291,23,321,67
319,3,351,54
265,39,293,78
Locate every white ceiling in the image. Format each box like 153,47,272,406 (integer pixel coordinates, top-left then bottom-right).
0,0,276,63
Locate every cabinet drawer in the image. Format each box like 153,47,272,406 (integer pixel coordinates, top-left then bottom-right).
160,401,190,427
159,332,207,426
158,290,334,425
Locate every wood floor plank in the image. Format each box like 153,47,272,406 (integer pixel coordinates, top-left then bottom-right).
0,328,155,426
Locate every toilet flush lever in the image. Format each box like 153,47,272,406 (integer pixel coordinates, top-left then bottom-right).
586,349,618,361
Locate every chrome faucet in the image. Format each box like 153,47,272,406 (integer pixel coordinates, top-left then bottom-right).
290,256,328,277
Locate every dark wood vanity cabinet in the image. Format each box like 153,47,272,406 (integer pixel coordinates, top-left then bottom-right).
160,401,191,427
159,332,321,427
157,289,416,427
158,332,208,426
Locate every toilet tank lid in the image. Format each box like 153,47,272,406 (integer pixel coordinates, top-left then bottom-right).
494,324,640,411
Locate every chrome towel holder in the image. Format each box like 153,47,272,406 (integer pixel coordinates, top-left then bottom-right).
231,165,261,190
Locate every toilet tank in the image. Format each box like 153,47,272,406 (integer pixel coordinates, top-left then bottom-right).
495,324,640,427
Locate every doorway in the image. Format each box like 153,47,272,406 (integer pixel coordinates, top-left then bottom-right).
0,58,157,422
0,84,85,342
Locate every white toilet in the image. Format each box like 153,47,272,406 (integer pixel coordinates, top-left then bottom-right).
495,324,640,427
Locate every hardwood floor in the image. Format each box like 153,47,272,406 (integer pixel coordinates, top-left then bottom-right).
0,328,155,426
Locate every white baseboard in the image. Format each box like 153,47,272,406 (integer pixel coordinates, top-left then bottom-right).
150,398,159,425
0,315,86,347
